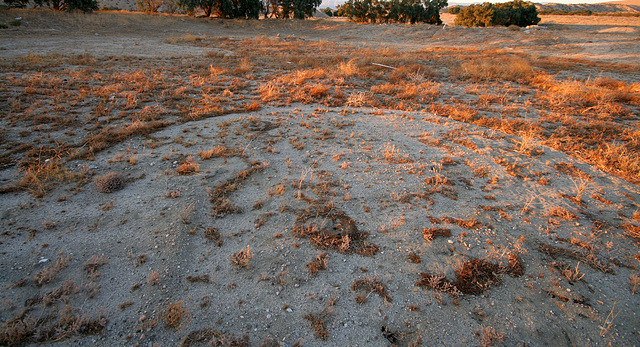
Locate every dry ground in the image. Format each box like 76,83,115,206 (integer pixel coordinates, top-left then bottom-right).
0,10,639,346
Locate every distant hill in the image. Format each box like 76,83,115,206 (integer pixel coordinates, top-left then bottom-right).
536,1,640,13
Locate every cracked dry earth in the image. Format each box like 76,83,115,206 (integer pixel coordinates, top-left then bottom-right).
0,10,640,347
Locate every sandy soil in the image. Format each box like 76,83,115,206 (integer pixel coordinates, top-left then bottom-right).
0,10,639,347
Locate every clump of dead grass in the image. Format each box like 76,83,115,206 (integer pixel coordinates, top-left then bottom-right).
456,56,534,82
303,312,329,340
198,145,240,160
231,245,253,269
306,253,328,277
417,254,525,296
34,254,71,285
351,276,392,304
180,328,248,347
208,161,265,218
538,242,614,274
95,172,126,193
162,301,188,330
478,325,505,347
176,156,199,175
0,305,107,345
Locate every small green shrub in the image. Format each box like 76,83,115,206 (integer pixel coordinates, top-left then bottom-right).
455,0,540,27
9,19,21,26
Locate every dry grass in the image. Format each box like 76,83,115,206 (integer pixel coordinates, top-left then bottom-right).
198,145,240,160
95,172,126,193
456,56,534,82
180,328,248,347
478,325,505,347
303,312,329,340
162,301,187,330
306,253,328,277
231,245,253,269
176,156,199,175
34,254,71,285
351,276,392,303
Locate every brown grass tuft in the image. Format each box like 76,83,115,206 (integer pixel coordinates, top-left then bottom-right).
303,313,329,340
162,301,187,330
180,328,248,347
421,227,451,242
176,156,199,175
34,254,71,285
456,56,533,82
95,172,126,193
306,253,328,277
351,276,392,303
231,245,253,269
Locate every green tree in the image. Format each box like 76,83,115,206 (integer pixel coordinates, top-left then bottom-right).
9,0,98,11
339,0,446,24
455,0,539,27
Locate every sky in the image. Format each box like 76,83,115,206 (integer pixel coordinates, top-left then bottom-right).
320,0,620,8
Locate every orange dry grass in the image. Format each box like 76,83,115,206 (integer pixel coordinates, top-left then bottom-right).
456,56,534,82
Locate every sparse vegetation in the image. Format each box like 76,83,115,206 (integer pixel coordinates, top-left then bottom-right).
231,245,253,268
95,172,126,193
1,10,639,347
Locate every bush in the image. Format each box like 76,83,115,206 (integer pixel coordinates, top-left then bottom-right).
338,0,448,24
137,0,164,12
95,172,126,193
8,0,98,11
448,5,460,14
455,0,539,27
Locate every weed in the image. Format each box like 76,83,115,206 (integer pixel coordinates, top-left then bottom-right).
204,227,223,246
546,206,578,221
538,242,614,274
185,275,211,283
418,255,524,296
630,274,639,294
559,262,586,282
198,145,240,160
180,201,198,224
34,254,71,285
351,276,392,303
554,162,591,180
162,301,187,330
456,56,533,82
407,252,421,263
415,274,462,297
176,156,199,175
146,271,160,285
292,202,379,256
0,305,106,345
421,227,451,242
231,245,253,269
622,223,640,241
83,255,108,279
599,302,619,337
95,172,126,193
119,301,134,310
208,161,265,218
180,329,248,346
303,312,329,340
478,325,505,347
306,253,328,276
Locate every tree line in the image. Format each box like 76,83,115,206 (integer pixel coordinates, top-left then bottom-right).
336,0,448,24
1,0,321,18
